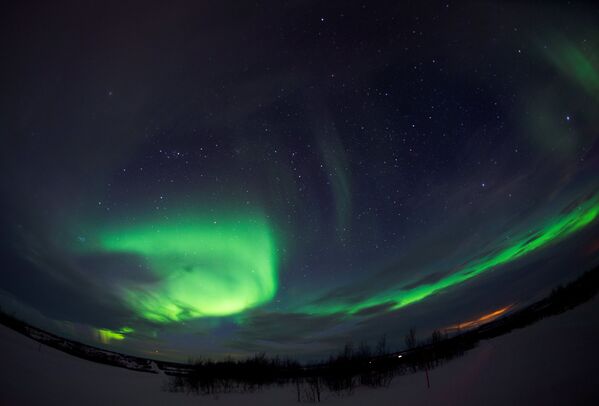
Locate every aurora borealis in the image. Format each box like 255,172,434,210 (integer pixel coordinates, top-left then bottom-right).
93,215,278,322
1,1,599,363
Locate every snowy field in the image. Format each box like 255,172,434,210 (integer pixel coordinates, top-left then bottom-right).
1,296,598,405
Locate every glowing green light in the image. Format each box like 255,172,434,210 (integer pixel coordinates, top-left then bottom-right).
97,326,133,344
306,194,599,316
543,38,599,98
97,216,278,323
119,326,134,334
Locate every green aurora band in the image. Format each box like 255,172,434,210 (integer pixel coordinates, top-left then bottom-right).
95,216,278,323
304,193,599,316
543,38,599,99
97,326,134,343
319,134,352,233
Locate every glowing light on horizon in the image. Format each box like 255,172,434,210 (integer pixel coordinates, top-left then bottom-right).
444,305,514,332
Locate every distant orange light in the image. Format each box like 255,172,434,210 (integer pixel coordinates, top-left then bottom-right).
445,304,514,332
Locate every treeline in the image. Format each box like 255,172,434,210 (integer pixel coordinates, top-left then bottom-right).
164,338,397,401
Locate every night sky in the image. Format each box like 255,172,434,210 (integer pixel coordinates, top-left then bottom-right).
1,1,598,362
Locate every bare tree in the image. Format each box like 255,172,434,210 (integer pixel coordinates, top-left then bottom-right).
375,334,387,356
405,328,417,349
431,329,442,345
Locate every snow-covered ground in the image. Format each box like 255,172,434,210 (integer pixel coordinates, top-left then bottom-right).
1,296,598,405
